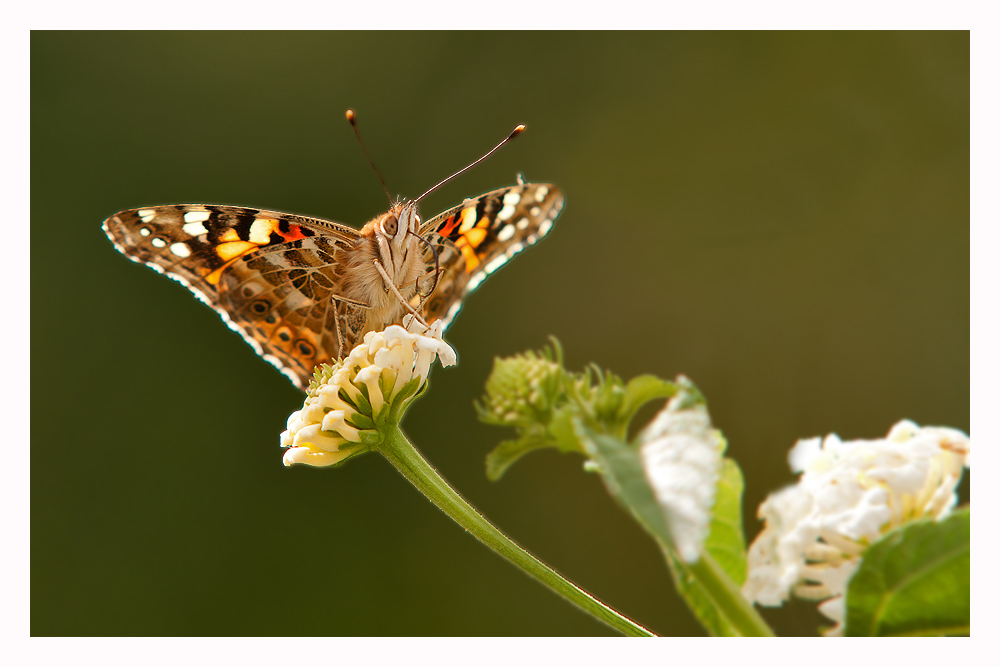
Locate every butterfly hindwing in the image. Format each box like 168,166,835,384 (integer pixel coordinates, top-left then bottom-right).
419,182,563,327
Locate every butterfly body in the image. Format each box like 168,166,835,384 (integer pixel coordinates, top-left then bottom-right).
337,202,428,336
103,182,563,390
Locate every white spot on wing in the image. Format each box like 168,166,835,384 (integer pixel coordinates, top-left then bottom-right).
485,254,508,274
515,217,529,230
534,186,549,201
151,237,167,248
503,192,521,206
443,301,463,329
538,219,553,237
170,242,192,258
498,204,516,221
530,206,541,217
138,208,156,222
497,225,515,242
249,219,273,244
139,227,151,237
459,208,477,233
467,272,487,291
182,221,208,236
184,210,211,223
506,242,524,257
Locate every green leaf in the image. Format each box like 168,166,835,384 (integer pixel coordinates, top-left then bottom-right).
346,412,376,431
486,437,554,481
845,508,970,637
573,419,672,549
616,375,677,431
548,406,585,454
660,458,748,636
385,376,423,424
704,458,747,586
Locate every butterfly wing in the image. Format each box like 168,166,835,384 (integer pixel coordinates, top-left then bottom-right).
419,182,564,328
102,204,361,389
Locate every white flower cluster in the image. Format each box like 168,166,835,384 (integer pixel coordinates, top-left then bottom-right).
638,391,723,563
280,317,457,467
742,420,970,634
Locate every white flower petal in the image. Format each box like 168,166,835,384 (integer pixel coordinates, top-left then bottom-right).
639,396,721,563
355,366,385,417
292,423,346,453
283,445,351,467
787,437,822,473
321,410,362,442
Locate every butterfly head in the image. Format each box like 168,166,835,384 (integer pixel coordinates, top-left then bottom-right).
369,200,422,275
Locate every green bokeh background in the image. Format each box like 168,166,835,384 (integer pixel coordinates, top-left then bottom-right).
32,31,969,636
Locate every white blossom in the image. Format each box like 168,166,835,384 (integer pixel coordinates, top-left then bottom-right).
638,389,723,563
280,316,456,467
742,420,969,635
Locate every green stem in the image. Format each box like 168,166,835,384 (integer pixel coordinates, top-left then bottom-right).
686,552,774,637
375,424,656,637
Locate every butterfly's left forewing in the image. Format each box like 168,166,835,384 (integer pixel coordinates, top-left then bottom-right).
419,182,563,327
103,204,362,389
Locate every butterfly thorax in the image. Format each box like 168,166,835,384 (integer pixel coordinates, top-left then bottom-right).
336,201,427,334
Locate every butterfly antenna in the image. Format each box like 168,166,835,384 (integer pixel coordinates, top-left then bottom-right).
345,109,394,207
415,124,525,203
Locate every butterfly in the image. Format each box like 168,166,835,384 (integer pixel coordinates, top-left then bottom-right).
102,176,562,391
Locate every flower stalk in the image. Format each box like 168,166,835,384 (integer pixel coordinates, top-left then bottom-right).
681,552,775,637
374,423,656,637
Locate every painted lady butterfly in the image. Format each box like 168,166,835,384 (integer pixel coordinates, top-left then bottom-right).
102,127,563,391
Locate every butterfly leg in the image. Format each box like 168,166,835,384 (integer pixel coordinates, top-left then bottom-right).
330,294,372,309
372,259,431,328
399,267,445,312
329,294,372,357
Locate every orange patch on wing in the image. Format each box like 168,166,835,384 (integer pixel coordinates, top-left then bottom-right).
463,227,488,248
455,237,481,273
438,215,460,238
204,241,262,285
206,260,238,285
276,224,309,242
216,240,258,262
218,228,241,243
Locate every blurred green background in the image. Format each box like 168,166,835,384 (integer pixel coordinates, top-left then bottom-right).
32,31,968,636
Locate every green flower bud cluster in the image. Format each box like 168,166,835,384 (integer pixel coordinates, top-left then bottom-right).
478,345,565,429
477,339,676,480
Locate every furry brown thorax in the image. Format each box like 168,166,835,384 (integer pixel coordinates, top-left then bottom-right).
342,201,426,334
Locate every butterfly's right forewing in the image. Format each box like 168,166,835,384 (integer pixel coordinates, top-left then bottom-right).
419,182,563,327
